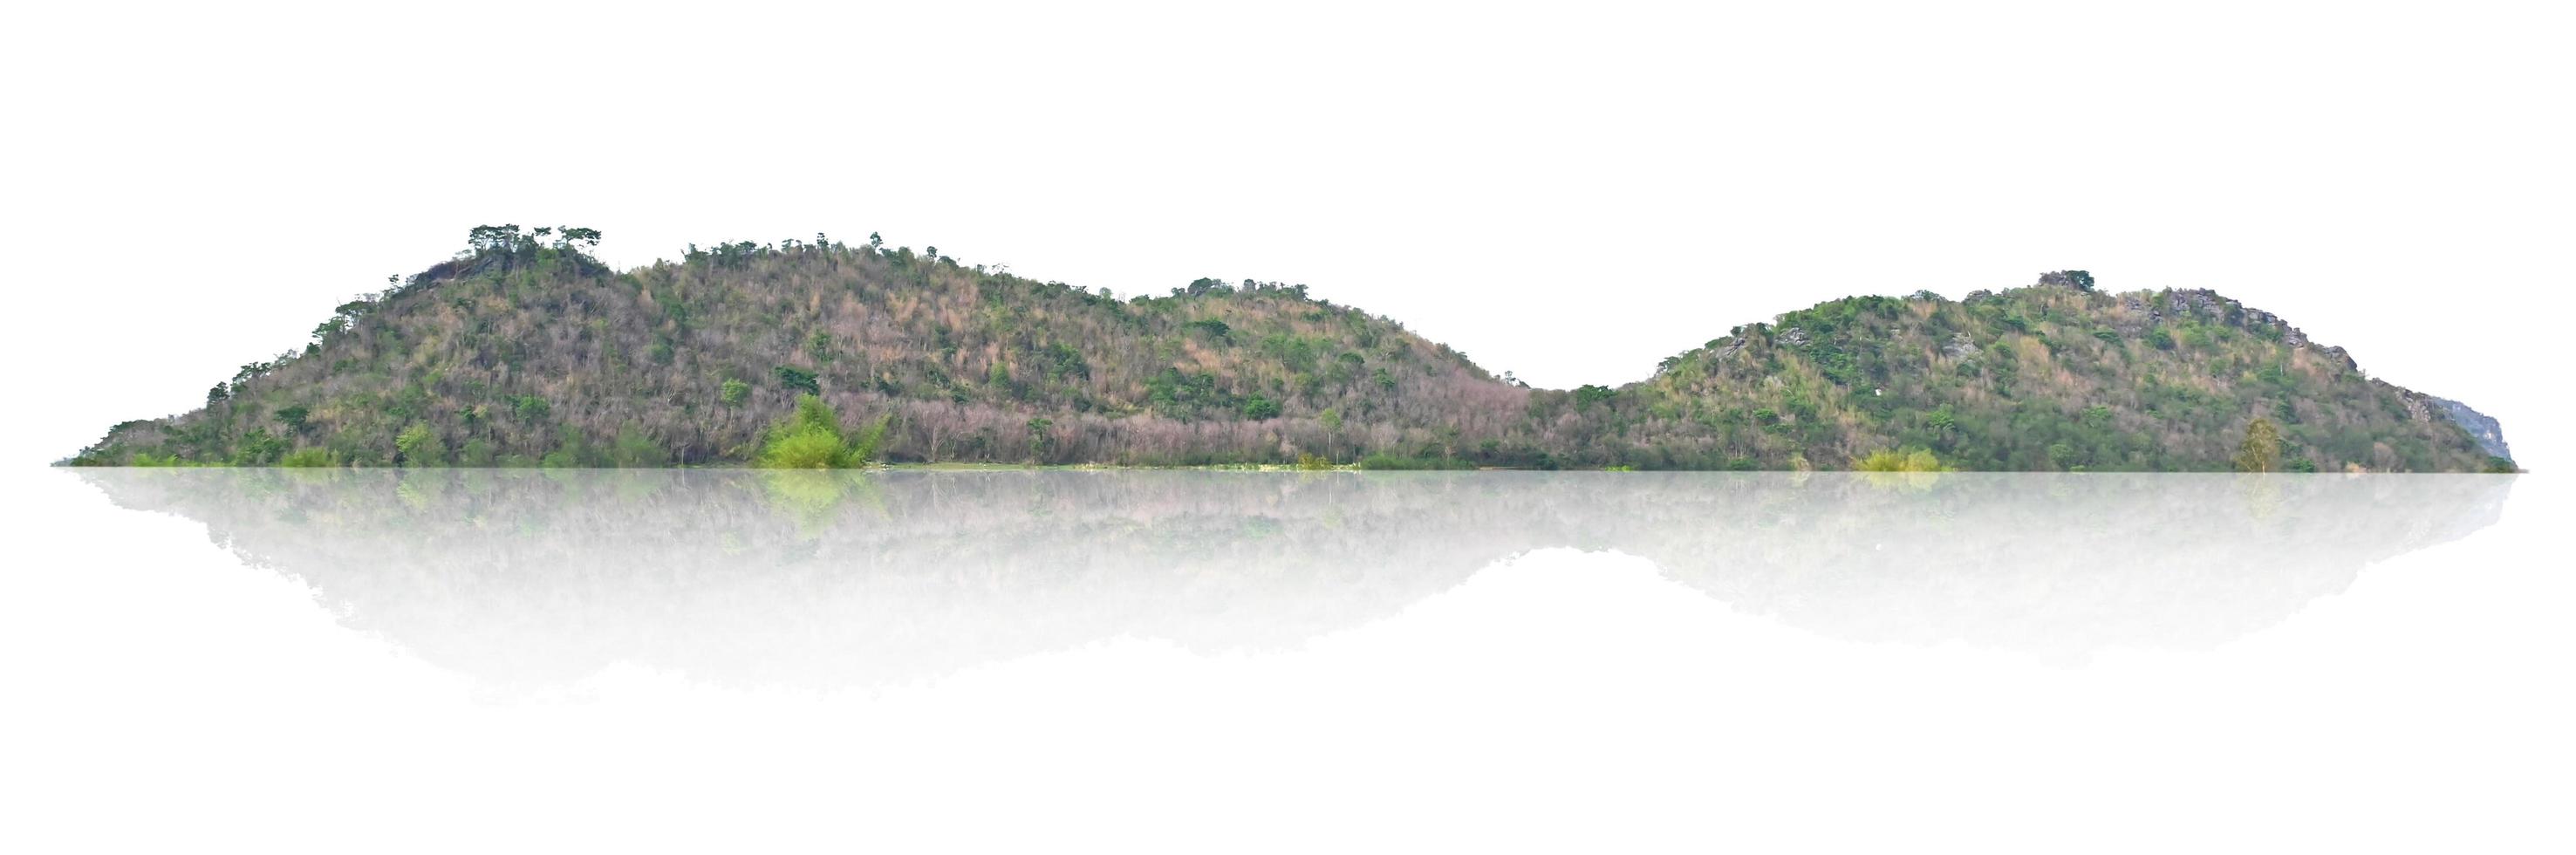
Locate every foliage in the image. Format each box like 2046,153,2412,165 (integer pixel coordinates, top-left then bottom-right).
1356,455,1475,470
65,232,2499,472
395,423,444,467
278,448,338,468
775,366,820,396
2233,418,2283,473
1855,448,1951,472
754,394,884,469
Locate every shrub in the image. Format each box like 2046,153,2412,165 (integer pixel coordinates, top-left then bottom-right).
1855,448,1950,472
612,423,669,468
232,428,289,466
278,448,337,468
755,393,885,469
394,423,444,467
775,366,820,396
1356,455,1472,470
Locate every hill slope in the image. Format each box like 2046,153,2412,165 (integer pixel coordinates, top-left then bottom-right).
1557,273,2510,472
69,229,2511,471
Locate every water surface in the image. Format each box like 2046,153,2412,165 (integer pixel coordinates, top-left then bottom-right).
10,469,2563,852
74,469,2514,688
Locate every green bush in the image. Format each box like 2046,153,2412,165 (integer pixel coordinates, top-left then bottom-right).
611,423,669,468
278,448,338,468
1356,455,1472,470
775,366,820,396
1855,448,1950,472
755,394,885,469
395,423,445,467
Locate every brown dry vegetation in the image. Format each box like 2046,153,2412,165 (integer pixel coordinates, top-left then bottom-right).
70,232,2505,472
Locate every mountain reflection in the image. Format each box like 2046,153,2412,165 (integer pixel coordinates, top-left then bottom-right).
76,469,2512,688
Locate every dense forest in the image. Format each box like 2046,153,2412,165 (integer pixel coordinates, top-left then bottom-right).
68,226,2512,471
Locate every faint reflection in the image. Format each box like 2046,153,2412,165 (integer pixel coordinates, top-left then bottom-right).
75,469,2513,689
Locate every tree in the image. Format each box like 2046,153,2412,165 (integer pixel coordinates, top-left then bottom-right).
395,422,444,467
1318,407,1343,460
720,379,750,407
2233,417,2283,472
775,366,820,395
275,405,311,434
467,224,530,254
1026,417,1054,462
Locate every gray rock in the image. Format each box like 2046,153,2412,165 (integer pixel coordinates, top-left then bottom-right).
2428,396,2513,461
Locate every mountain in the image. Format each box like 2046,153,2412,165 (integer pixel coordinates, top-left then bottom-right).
67,227,2513,471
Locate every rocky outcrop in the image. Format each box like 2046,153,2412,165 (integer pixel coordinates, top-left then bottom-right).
2429,396,2512,461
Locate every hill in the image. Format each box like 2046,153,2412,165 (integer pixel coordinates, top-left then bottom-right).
67,227,2512,471
1561,273,2511,472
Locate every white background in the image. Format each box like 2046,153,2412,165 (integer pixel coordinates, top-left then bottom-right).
2,469,2568,853
0,0,2565,469
0,6,2567,851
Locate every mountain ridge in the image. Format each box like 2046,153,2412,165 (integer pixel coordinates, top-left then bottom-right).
69,226,2513,471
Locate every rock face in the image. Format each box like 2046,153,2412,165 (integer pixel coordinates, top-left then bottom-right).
2429,396,2512,460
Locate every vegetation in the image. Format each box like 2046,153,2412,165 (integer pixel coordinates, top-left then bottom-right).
2233,418,2283,473
755,395,888,469
65,229,2508,474
1855,448,1951,472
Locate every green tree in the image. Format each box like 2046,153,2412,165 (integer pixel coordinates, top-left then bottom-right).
775,366,820,395
2233,417,2283,473
1026,417,1054,462
1318,407,1343,460
720,379,750,407
275,405,311,434
395,422,445,467
611,423,669,467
